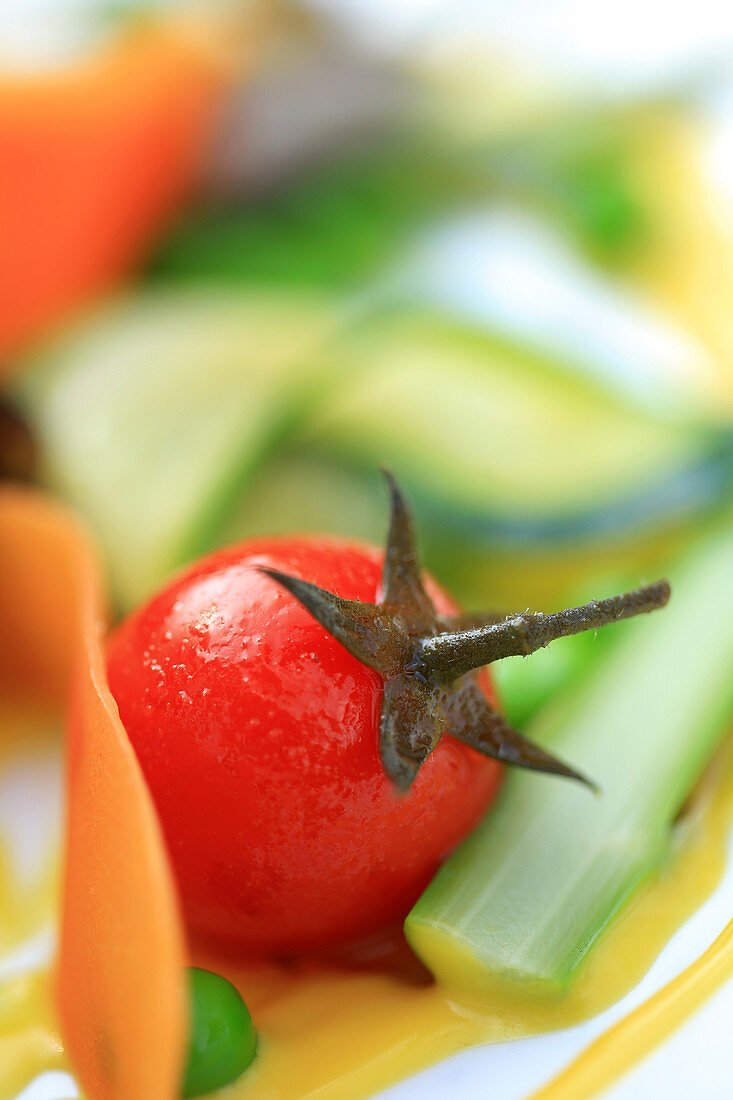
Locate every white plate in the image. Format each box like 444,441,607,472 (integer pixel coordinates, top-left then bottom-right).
2,739,731,1100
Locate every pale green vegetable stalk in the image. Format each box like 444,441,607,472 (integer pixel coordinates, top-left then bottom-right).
406,523,733,995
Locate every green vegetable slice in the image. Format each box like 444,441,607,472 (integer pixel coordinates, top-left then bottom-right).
304,311,714,521
14,288,335,610
405,522,733,995
15,288,732,617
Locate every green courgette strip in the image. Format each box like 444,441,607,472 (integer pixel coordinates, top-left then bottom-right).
406,522,733,994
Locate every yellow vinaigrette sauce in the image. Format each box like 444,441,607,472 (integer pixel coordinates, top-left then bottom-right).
0,703,731,1100
0,705,65,1100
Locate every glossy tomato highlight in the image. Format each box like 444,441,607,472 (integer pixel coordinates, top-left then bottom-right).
107,537,501,956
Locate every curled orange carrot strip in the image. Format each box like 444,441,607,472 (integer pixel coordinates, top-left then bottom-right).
0,489,187,1100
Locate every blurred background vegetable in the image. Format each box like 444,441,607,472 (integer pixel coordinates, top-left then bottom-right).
0,15,230,370
2,0,733,715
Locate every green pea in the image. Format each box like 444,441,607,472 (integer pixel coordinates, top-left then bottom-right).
182,968,257,1098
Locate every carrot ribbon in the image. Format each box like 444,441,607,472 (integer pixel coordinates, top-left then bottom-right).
0,489,186,1100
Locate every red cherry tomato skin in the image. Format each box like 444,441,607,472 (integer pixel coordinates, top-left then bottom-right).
107,537,502,956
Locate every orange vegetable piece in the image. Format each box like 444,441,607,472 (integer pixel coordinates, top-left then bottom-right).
0,488,187,1100
0,22,228,370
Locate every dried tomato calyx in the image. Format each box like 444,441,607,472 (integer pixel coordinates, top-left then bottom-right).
260,471,670,793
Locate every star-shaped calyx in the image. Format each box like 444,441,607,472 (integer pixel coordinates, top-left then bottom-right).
260,472,670,794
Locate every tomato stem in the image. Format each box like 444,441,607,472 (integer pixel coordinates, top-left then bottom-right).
420,581,670,683
261,471,670,794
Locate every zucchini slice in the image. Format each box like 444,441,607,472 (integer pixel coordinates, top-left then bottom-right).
304,310,710,521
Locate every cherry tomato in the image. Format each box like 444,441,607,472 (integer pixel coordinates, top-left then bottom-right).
107,537,501,955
